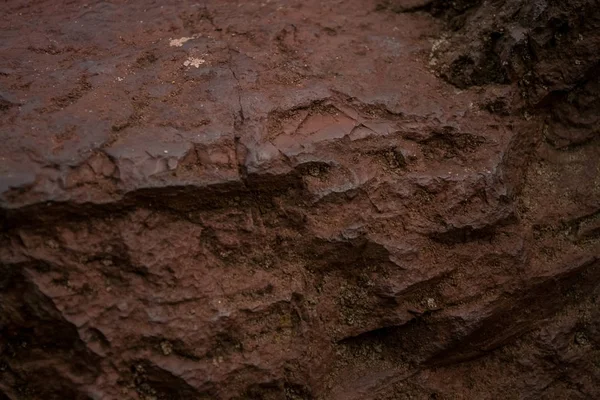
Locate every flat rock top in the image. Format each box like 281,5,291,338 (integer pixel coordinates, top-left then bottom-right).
1,0,509,208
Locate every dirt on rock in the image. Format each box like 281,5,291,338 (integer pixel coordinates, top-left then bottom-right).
0,0,599,399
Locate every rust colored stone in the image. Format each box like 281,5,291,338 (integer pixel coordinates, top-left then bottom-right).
1,1,599,399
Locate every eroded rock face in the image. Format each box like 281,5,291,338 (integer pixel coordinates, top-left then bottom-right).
429,0,600,149
0,1,599,399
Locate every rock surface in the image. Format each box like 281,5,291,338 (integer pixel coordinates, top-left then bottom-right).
0,0,599,399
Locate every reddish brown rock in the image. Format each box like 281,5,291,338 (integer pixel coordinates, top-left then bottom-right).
1,1,599,399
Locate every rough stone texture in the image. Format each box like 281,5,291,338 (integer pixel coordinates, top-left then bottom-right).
429,0,600,148
0,0,599,399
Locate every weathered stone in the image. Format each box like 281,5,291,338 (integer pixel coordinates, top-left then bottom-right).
1,1,599,399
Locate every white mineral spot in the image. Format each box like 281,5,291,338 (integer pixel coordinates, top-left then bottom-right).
183,57,205,68
426,298,437,309
169,36,194,47
160,341,173,355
